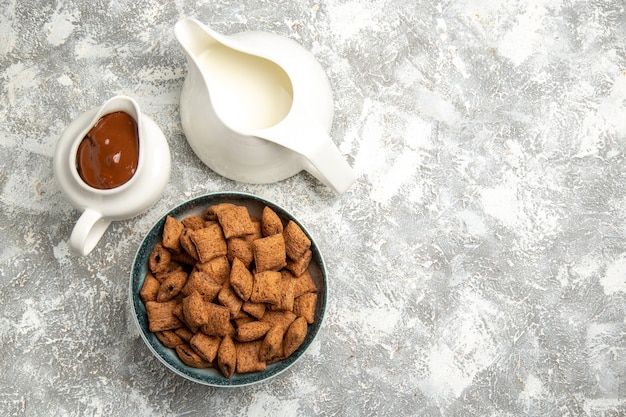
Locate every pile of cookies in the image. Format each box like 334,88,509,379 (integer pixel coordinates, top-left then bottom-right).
139,202,319,378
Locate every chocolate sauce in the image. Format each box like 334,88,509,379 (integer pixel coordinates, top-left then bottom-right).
76,111,139,190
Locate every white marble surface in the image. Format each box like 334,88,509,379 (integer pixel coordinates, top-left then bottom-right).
1,0,625,416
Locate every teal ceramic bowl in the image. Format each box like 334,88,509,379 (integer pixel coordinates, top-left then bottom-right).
129,192,328,386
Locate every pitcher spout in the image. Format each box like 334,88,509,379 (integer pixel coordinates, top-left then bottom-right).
174,18,219,61
175,18,263,64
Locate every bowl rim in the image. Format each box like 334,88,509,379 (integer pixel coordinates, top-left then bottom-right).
129,191,328,387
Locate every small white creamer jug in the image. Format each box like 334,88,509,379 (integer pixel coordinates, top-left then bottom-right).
53,96,171,255
174,18,356,194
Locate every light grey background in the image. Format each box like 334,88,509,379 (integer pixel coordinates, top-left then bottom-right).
1,0,625,416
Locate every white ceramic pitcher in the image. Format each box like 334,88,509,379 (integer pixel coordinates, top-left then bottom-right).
174,18,356,194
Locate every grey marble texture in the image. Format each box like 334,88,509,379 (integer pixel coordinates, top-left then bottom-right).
1,0,625,416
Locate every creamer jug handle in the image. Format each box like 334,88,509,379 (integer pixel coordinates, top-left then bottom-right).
69,208,112,256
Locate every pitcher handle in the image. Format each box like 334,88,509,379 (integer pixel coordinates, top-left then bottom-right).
256,109,356,194
300,126,356,194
